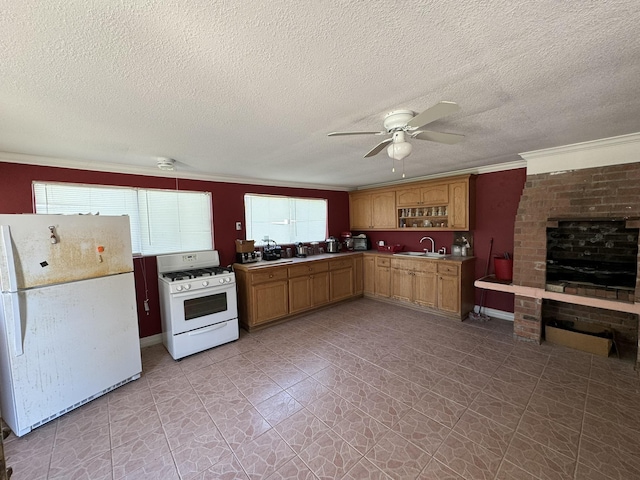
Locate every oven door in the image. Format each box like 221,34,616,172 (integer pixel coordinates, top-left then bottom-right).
167,284,238,335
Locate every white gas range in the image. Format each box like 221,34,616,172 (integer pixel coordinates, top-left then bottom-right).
157,250,239,360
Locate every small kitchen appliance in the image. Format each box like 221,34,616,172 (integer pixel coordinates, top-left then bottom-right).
296,243,308,258
157,250,239,360
326,237,341,253
353,234,369,251
341,231,354,251
236,251,262,263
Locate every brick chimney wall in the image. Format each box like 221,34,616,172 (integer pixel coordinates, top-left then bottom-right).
512,163,640,350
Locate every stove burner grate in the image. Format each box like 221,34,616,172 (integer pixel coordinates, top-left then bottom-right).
162,266,232,282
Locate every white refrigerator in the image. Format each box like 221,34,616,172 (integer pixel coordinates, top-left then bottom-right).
0,214,142,437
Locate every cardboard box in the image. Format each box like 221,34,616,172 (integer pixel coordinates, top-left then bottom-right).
235,239,255,253
545,320,612,357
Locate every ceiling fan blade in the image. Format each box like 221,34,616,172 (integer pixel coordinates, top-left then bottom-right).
364,138,393,157
411,130,465,144
327,131,385,136
406,101,460,129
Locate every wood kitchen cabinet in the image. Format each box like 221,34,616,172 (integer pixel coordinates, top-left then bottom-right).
235,267,289,328
374,256,391,298
351,174,475,232
349,190,396,230
363,253,475,320
234,253,363,331
448,180,469,229
354,255,364,295
288,262,329,314
363,255,375,295
390,258,437,307
329,257,354,301
396,183,448,207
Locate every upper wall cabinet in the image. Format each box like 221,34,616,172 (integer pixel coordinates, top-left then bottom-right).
349,190,396,230
349,175,475,231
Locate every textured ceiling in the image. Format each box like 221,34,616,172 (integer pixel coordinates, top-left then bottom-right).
1,1,640,189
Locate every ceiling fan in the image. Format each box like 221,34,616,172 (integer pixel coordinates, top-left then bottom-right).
328,101,464,161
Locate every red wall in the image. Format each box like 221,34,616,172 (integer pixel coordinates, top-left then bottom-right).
0,162,350,337
0,162,525,335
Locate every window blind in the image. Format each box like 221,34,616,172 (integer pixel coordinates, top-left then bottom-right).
245,194,327,244
33,182,213,256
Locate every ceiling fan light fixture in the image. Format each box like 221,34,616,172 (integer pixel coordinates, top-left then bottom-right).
157,157,175,171
387,131,412,160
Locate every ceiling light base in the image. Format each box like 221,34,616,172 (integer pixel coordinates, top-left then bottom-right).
383,110,414,131
157,158,175,171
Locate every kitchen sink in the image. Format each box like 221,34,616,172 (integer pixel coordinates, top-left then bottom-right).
393,251,447,258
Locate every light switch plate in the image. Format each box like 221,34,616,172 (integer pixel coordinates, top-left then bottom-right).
235,221,242,230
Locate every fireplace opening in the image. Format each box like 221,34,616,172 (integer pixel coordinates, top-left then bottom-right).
546,219,638,296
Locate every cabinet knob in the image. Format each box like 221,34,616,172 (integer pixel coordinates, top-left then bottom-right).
269,274,273,278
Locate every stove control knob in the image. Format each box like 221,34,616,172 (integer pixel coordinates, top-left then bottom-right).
202,281,209,287
226,277,232,283
175,285,183,292
219,278,225,284
184,284,191,290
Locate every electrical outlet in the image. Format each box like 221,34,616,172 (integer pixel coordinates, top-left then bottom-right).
235,221,242,230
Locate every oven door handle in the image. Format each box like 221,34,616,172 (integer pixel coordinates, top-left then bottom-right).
170,286,234,299
188,322,229,336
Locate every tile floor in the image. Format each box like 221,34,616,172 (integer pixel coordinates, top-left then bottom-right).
5,298,640,479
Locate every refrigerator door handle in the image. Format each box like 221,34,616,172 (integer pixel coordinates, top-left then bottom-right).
9,292,23,356
0,225,18,292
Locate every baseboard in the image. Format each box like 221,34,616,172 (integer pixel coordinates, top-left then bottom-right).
139,333,163,348
475,306,514,322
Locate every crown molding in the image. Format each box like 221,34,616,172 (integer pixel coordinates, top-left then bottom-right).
355,159,527,190
521,132,640,175
0,151,352,192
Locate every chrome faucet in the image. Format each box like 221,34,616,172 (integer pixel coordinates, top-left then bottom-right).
419,236,435,253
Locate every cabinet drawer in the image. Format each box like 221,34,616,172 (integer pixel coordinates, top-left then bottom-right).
288,262,328,278
329,258,353,270
376,257,391,267
437,263,459,276
251,268,288,284
413,260,437,273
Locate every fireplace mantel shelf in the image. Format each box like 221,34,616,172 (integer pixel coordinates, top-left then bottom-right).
475,275,640,315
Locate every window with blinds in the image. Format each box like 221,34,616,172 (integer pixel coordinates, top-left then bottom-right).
33,182,213,256
245,194,327,244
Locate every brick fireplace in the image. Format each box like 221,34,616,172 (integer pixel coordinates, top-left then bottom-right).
512,162,640,364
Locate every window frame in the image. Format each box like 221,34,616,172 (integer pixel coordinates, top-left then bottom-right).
244,193,328,245
32,181,214,257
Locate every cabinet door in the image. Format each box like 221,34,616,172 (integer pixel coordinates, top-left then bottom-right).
396,187,422,207
375,266,391,297
330,268,354,301
350,193,372,229
371,191,396,228
363,256,375,294
312,272,331,306
354,256,364,295
414,271,437,307
288,275,312,314
252,280,289,325
449,181,468,229
438,274,460,314
421,184,449,205
391,267,413,302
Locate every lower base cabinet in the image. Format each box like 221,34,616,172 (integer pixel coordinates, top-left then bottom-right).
235,254,361,331
366,253,475,320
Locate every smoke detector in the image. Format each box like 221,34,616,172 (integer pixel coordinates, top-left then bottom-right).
157,157,175,171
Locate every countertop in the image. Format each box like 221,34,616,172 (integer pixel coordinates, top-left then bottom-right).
233,250,474,271
233,250,363,271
